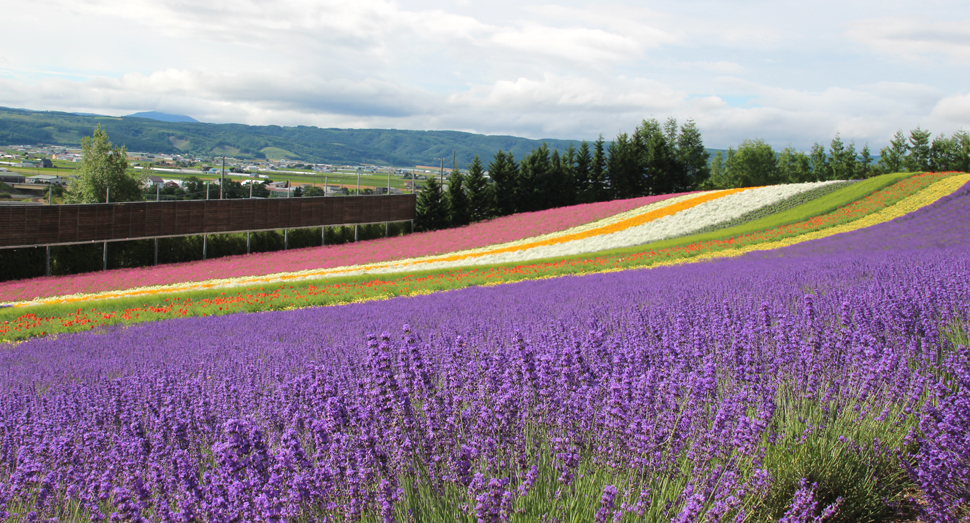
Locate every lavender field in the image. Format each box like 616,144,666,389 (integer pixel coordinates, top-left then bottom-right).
2,183,969,522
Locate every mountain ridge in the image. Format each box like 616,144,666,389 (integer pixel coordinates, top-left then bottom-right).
0,106,586,166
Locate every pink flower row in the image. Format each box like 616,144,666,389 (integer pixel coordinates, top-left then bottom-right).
0,194,684,302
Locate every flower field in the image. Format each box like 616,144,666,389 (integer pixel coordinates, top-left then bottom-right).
1,173,970,521
1,181,846,308
1,173,966,341
0,194,684,304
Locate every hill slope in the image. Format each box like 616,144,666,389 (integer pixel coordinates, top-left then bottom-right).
0,106,583,166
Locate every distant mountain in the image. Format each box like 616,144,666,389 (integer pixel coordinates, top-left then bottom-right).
125,111,199,123
0,107,592,166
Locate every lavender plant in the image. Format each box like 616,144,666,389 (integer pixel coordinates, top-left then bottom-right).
1,182,969,522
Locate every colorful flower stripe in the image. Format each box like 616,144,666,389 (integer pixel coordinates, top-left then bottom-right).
384,181,839,271
2,174,963,342
3,192,703,307
616,171,963,269
0,194,684,303
2,174,958,337
689,172,970,262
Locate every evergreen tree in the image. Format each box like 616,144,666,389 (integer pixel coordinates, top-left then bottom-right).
953,130,970,173
676,119,710,190
65,124,144,203
489,150,518,216
859,143,873,178
548,148,565,208
663,117,679,145
517,144,552,212
905,126,931,172
464,155,492,222
629,119,677,196
844,141,859,180
606,133,637,199
930,134,954,171
446,170,471,227
574,141,592,203
591,136,608,201
879,130,907,173
708,150,725,188
829,133,848,180
559,144,576,207
809,142,829,181
414,176,449,232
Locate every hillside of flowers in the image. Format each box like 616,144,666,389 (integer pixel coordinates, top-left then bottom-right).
0,179,880,307
2,172,967,343
0,194,684,303
1,174,969,521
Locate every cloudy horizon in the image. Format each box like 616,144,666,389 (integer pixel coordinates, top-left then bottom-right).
2,0,968,150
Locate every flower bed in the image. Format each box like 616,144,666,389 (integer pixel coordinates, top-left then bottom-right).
680,180,854,238
4,174,964,340
0,194,682,303
2,196,969,520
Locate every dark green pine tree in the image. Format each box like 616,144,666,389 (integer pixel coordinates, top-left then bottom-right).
516,145,548,212
574,141,592,203
489,150,518,216
464,155,492,222
905,126,932,172
676,119,710,190
606,133,637,200
414,176,449,232
591,135,609,201
859,143,873,178
953,130,970,173
558,144,576,207
446,170,471,227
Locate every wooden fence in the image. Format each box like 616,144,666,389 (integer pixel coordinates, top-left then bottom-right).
0,194,416,249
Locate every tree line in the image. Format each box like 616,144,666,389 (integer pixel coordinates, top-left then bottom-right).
415,118,710,231
708,128,970,188
415,123,970,232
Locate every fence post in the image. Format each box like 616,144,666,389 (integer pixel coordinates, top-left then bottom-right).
154,238,158,266
45,246,50,276
247,231,251,254
203,235,207,260
321,226,326,246
104,187,110,270
284,229,288,250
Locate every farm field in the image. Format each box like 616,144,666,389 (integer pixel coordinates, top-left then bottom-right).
0,172,969,521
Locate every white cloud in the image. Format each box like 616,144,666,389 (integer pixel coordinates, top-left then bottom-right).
931,93,970,123
1,0,969,151
846,16,970,63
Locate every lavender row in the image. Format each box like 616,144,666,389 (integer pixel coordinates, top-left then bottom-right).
1,185,970,521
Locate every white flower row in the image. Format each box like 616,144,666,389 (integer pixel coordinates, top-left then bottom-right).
358,181,838,275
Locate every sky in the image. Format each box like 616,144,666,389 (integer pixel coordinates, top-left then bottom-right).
1,0,969,150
